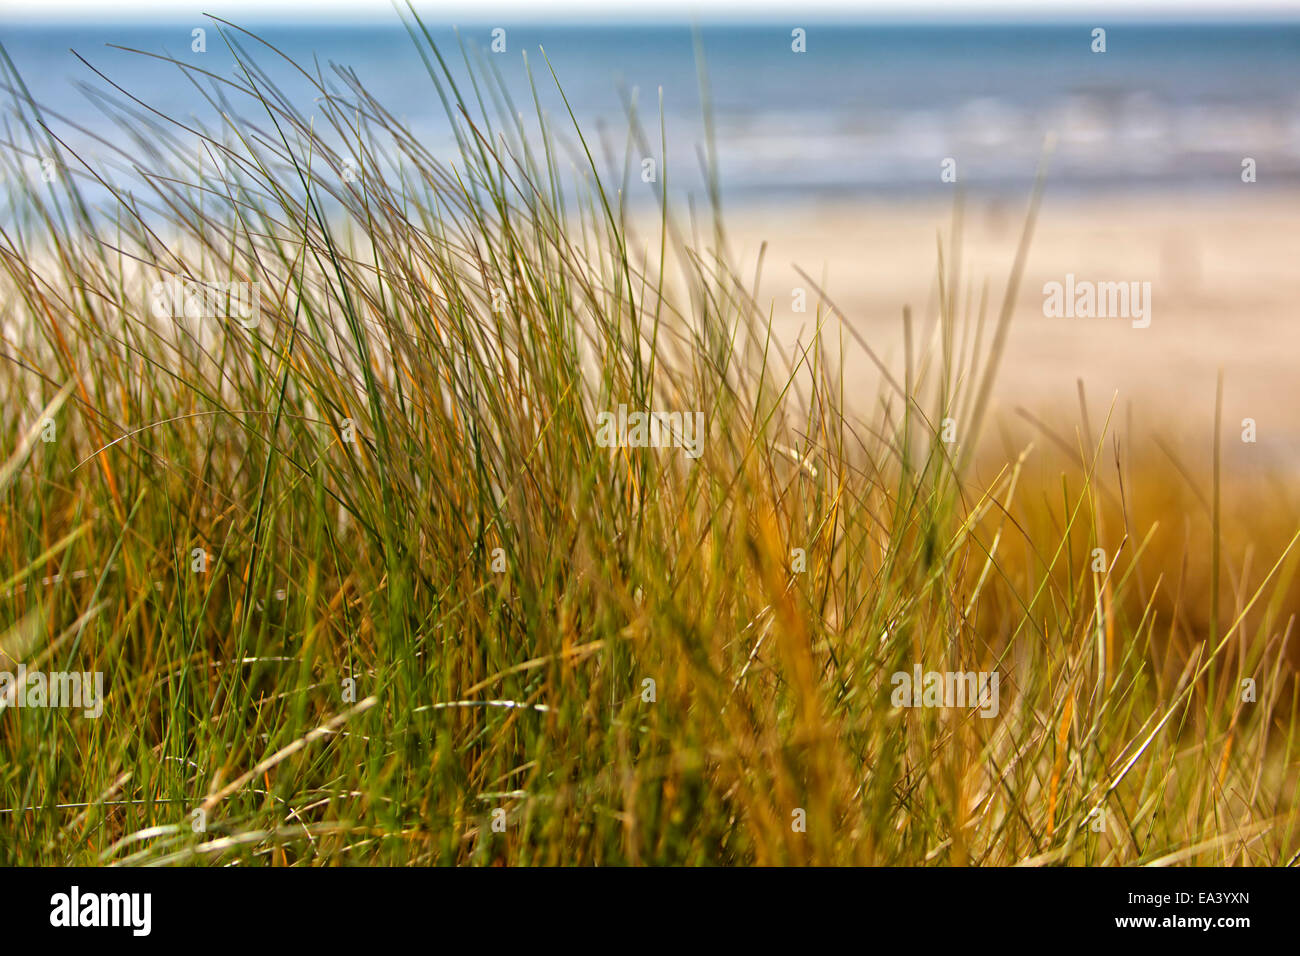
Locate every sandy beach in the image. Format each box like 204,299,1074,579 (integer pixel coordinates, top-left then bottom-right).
717,189,1300,461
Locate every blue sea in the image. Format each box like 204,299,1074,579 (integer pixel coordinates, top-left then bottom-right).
1,20,1298,206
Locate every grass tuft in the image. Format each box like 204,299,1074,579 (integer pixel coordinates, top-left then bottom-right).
0,15,1296,865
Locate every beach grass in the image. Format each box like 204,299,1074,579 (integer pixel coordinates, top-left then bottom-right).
0,11,1296,865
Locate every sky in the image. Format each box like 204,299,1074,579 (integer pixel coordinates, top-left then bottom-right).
4,0,1300,23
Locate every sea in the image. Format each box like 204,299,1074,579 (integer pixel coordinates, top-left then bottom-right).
1,18,1298,210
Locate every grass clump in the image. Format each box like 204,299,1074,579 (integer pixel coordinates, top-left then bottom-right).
0,13,1296,865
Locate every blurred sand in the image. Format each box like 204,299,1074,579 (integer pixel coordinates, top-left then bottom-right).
711,188,1300,463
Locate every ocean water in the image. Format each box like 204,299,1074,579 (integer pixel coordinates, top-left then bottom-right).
1,20,1298,208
